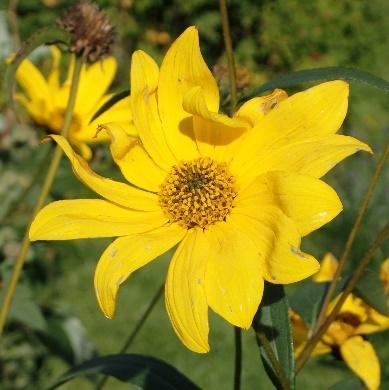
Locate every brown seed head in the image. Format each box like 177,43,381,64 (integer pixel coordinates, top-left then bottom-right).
58,1,114,62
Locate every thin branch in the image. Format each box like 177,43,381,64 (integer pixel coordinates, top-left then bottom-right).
96,283,164,390
234,327,242,390
314,144,388,331
219,0,237,114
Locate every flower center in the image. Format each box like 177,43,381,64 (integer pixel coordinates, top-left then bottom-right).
159,157,237,229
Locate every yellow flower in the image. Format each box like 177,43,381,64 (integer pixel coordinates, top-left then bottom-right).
292,255,389,389
15,46,135,159
29,27,371,353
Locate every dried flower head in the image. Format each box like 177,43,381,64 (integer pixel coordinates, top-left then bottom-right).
58,1,114,62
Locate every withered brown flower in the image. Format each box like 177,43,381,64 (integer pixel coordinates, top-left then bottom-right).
58,1,114,62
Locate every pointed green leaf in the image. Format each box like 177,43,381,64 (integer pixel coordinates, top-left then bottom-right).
3,26,71,107
243,67,389,100
253,283,295,389
48,354,200,390
90,89,130,123
353,268,389,316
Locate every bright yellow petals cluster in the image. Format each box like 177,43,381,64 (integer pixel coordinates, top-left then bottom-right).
30,26,371,354
292,255,389,390
15,47,135,159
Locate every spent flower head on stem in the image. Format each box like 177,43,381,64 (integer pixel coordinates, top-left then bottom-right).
58,1,115,62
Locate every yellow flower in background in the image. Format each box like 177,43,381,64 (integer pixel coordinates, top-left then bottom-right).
30,26,371,353
292,254,389,390
15,46,135,159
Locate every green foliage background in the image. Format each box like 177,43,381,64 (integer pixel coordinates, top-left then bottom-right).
0,0,388,389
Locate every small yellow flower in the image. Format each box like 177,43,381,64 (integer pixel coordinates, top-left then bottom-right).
292,255,389,390
15,46,135,159
30,27,371,353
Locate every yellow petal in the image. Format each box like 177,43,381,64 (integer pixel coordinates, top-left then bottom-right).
48,46,61,93
165,228,210,353
49,135,159,211
29,199,167,240
75,56,117,114
356,308,389,335
313,253,339,282
228,209,319,284
99,123,166,192
380,257,389,295
158,26,219,160
232,81,349,173
234,89,288,127
236,171,343,236
130,50,176,169
15,58,51,115
94,223,186,318
183,86,248,159
87,96,136,140
205,222,264,328
235,135,372,187
340,336,380,390
72,141,93,161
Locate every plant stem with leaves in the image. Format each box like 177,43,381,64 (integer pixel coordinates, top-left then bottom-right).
0,56,84,336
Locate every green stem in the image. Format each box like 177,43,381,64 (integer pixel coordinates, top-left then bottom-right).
314,144,388,332
255,330,290,390
96,283,164,390
296,222,389,372
219,0,238,114
0,56,84,336
234,327,242,390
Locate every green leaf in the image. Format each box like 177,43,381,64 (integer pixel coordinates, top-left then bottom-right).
48,354,200,390
353,268,389,316
89,89,130,123
243,67,389,99
253,283,295,390
3,26,71,107
328,376,364,390
289,280,327,329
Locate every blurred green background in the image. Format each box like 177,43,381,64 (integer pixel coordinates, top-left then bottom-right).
0,0,388,389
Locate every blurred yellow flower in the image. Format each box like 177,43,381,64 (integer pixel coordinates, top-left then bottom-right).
30,27,371,353
292,254,389,390
15,46,135,159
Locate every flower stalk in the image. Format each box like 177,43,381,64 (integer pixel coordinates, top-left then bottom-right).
314,144,389,333
219,0,238,114
296,221,389,371
0,55,84,335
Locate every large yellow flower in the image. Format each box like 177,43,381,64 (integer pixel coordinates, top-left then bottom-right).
15,46,135,159
292,255,389,390
29,27,371,353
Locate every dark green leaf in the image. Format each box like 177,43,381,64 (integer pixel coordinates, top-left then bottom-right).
3,26,71,107
89,89,130,123
353,269,389,316
328,376,364,390
253,283,295,389
289,280,327,329
243,67,389,100
47,354,200,390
